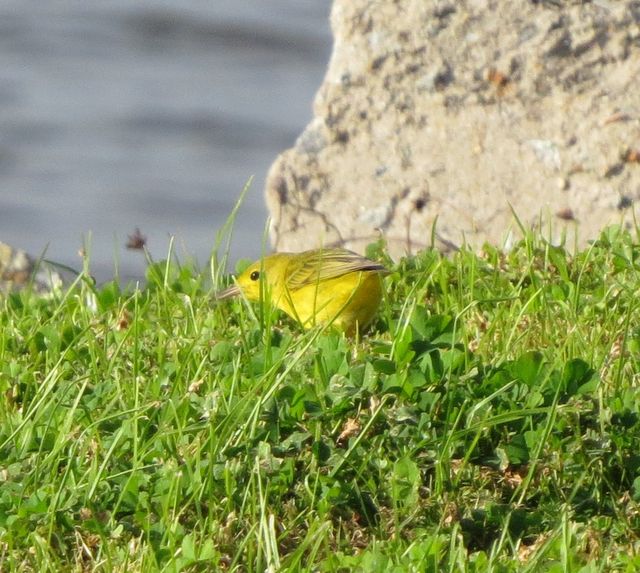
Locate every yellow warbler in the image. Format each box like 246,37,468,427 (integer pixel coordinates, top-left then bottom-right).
216,248,386,334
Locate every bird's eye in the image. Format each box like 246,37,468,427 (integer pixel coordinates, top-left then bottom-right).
250,270,260,281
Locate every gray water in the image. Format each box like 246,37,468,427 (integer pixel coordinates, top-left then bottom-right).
0,0,332,282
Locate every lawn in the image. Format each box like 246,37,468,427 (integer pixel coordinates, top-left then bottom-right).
1,224,640,571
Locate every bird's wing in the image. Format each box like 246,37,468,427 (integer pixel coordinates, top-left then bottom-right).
285,249,386,291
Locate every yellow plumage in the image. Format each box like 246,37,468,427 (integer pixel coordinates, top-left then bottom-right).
216,248,386,334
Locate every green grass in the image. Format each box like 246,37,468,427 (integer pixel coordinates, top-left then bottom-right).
2,224,640,572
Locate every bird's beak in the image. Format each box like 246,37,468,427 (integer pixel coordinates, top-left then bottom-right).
214,283,242,300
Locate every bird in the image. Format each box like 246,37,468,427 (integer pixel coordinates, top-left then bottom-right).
215,247,387,335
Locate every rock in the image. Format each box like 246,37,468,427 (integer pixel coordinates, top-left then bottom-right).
0,242,63,295
265,0,640,257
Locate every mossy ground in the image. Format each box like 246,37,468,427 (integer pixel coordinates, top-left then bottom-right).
1,225,640,571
